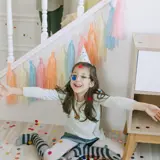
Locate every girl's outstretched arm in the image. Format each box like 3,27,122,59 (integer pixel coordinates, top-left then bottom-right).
99,95,160,122
0,83,64,101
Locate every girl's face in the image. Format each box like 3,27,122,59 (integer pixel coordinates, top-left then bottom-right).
70,66,94,94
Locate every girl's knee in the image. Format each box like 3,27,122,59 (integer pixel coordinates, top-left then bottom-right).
43,139,78,160
43,148,53,160
93,138,124,158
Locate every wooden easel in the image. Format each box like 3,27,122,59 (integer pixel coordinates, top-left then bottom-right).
122,33,160,160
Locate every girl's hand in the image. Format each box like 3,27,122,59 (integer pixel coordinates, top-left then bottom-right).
0,83,11,99
145,104,160,122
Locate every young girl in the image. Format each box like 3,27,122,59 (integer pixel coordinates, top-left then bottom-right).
0,61,160,160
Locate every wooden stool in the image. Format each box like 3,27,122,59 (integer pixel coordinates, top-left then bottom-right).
122,33,160,160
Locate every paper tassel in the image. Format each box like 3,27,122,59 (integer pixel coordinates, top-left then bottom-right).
87,24,98,65
95,14,107,63
112,0,125,39
60,47,66,86
56,47,66,87
36,58,45,88
66,41,75,80
105,4,118,50
46,52,57,89
18,65,28,103
29,61,36,102
6,63,17,104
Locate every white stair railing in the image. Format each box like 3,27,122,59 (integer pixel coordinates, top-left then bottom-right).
40,0,85,42
6,0,14,63
6,0,85,63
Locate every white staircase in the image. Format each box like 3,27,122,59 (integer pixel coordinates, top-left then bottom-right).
0,1,160,160
0,0,111,124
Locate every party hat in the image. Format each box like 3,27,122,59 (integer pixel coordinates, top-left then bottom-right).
77,46,91,64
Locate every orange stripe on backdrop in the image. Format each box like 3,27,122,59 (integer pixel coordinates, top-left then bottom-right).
45,52,57,89
6,63,17,104
87,23,98,65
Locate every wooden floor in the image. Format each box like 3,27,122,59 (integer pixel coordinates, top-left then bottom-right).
131,143,160,160
106,131,160,160
0,120,159,160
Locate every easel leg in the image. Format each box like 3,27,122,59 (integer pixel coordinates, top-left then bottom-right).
123,123,128,135
122,134,137,160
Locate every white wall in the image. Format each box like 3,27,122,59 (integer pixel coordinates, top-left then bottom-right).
101,0,160,131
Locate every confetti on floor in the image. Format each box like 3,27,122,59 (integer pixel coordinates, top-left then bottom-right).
0,120,159,160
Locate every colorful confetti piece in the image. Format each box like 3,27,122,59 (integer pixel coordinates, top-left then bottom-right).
5,152,9,155
27,140,32,145
78,64,83,68
28,128,34,131
52,138,56,142
87,97,93,101
48,151,52,155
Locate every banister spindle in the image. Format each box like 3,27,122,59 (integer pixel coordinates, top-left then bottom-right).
77,0,85,17
41,0,48,42
6,0,14,63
